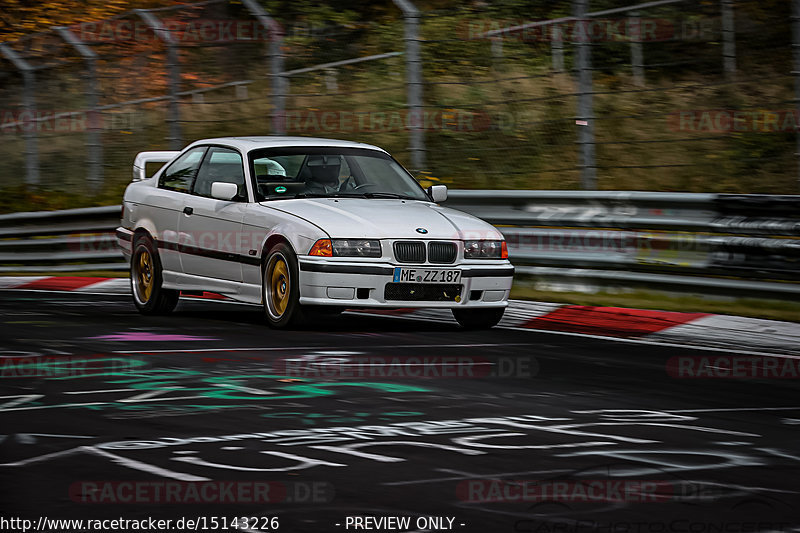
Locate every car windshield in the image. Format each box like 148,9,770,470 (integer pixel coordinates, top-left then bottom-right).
248,147,429,202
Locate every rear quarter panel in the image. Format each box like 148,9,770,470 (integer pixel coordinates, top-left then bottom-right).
122,178,184,272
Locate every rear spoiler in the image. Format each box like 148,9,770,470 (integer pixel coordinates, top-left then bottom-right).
132,151,180,181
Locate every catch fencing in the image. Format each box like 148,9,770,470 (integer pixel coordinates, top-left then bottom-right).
1,192,798,299
0,0,798,205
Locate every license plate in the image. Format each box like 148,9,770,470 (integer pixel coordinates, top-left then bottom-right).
393,267,461,284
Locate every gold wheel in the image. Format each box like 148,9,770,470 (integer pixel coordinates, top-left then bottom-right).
268,255,290,318
135,247,154,303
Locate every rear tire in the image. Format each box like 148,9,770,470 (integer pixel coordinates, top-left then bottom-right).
263,243,304,328
131,236,179,315
452,307,505,329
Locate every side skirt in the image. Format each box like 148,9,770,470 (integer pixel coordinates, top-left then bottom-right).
162,270,262,304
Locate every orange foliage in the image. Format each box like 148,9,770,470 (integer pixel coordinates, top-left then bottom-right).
0,1,185,42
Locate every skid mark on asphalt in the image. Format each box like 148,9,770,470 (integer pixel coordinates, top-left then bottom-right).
112,342,536,355
87,332,220,342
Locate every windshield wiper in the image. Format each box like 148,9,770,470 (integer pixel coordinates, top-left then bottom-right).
361,192,419,200
261,192,420,201
260,193,310,201
262,193,356,200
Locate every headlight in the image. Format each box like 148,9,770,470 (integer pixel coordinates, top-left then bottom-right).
464,240,508,259
310,239,382,257
333,239,381,257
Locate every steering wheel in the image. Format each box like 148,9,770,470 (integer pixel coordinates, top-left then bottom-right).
338,175,354,192
338,178,378,192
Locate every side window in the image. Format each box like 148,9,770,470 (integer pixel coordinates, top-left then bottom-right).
159,147,207,192
193,147,247,201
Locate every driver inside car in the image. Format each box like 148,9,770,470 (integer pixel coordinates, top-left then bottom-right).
304,154,342,194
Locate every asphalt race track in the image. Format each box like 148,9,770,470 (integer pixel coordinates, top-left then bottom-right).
1,290,799,533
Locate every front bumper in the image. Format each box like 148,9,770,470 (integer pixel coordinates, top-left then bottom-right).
297,257,514,308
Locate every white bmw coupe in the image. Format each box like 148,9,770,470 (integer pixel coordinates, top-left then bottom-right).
117,137,514,328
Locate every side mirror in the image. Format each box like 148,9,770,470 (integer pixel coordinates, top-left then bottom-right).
428,184,448,203
211,182,239,201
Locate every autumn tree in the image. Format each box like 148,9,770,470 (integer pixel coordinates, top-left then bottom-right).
0,0,179,42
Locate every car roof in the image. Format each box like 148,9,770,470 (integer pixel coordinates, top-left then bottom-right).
185,136,388,154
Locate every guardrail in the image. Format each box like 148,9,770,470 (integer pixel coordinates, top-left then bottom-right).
447,191,800,299
0,205,122,272
1,191,799,299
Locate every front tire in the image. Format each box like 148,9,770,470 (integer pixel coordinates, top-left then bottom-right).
452,307,505,329
263,243,304,328
131,236,179,315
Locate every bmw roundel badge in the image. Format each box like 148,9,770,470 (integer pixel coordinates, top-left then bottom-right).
416,227,428,234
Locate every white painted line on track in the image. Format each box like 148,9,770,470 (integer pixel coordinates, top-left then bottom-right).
500,324,800,359
86,446,210,481
64,389,135,395
0,395,43,409
0,447,85,467
16,433,95,439
667,407,800,413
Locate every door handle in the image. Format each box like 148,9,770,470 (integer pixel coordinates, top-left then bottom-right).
183,206,193,215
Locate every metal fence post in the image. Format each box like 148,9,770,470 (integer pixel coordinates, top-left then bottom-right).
136,10,182,150
793,0,800,191
270,41,288,135
721,0,736,78
54,26,103,192
394,0,425,171
491,37,503,69
0,44,40,186
241,0,285,135
574,0,596,189
324,68,338,93
629,11,645,86
552,24,565,72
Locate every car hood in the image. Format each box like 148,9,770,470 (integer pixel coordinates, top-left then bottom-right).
260,198,503,240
